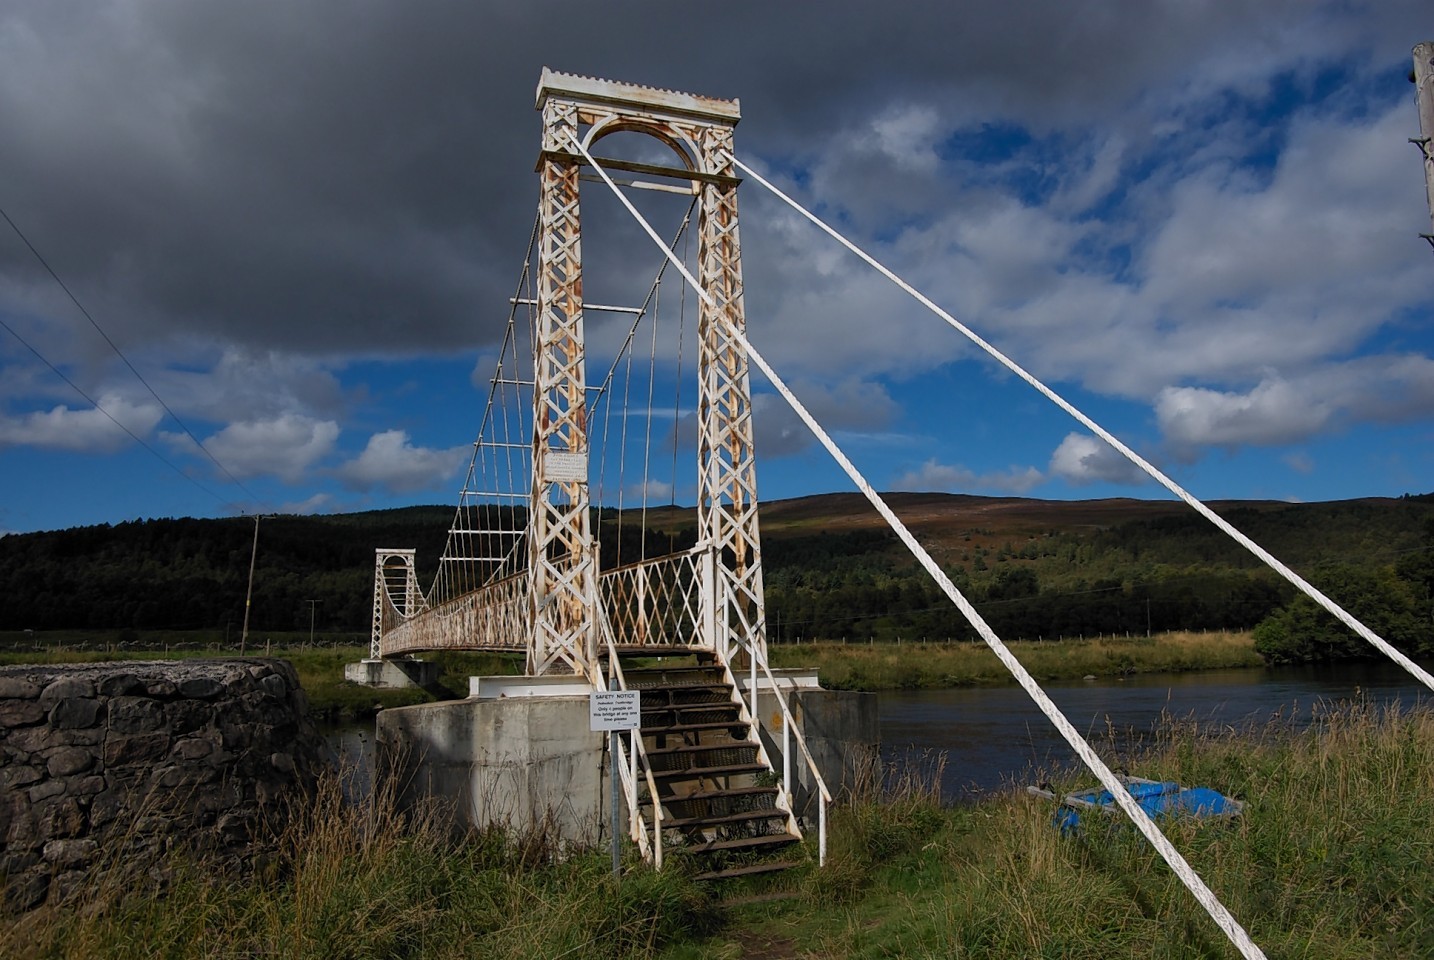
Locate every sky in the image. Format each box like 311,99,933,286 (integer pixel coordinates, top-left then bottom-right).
1,1,1432,535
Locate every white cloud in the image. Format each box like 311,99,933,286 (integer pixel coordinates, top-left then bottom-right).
1155,356,1434,452
870,105,942,175
190,414,339,482
335,430,468,494
2,0,1431,526
623,479,673,502
748,378,900,458
0,394,163,452
1051,135,1127,215
281,492,336,515
1156,380,1330,450
1048,433,1147,486
158,347,348,423
752,395,813,457
892,459,1044,494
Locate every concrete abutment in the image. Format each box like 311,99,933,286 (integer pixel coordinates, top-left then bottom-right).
374,675,878,847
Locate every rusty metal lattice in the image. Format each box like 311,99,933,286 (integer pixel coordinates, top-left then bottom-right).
598,550,704,648
372,71,768,678
380,572,531,657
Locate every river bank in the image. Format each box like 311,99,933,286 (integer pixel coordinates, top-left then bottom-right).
7,698,1429,959
2,630,1261,720
770,629,1264,690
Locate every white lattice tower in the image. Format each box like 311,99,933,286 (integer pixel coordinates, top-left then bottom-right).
694,124,766,665
370,548,419,659
531,69,766,673
529,93,595,676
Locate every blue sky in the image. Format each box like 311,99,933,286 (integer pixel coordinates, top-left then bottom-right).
1,1,1432,534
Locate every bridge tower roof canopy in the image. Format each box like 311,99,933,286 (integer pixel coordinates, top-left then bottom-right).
535,68,741,125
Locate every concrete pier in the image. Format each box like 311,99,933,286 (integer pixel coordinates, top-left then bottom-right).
344,658,440,690
376,692,606,847
741,674,880,815
375,672,878,846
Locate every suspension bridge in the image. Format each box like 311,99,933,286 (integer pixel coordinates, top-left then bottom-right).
368,69,1434,960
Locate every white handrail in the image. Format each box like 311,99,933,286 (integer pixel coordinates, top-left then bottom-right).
597,608,665,870
747,643,832,865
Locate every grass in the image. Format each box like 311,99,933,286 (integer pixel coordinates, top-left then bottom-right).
679,697,1434,959
0,629,1262,716
6,698,1428,958
1,766,719,960
0,630,526,720
769,630,1265,691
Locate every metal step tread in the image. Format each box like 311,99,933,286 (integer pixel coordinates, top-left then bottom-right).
683,832,801,855
638,784,779,806
640,703,742,719
645,742,758,759
640,719,750,736
636,682,733,696
622,664,724,677
693,860,804,882
662,806,789,830
648,762,768,781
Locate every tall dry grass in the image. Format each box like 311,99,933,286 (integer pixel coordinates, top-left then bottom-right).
1,765,717,960
751,697,1434,959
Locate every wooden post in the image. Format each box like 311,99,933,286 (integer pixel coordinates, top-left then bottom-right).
1412,42,1434,245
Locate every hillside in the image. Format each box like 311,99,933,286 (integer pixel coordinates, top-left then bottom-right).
2,494,1430,652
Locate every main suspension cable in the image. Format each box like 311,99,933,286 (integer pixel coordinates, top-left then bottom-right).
731,155,1434,696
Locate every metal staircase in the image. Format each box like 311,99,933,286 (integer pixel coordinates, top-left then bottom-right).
623,655,803,880
584,551,831,878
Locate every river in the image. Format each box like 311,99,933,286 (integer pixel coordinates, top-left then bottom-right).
881,661,1430,802
324,661,1430,804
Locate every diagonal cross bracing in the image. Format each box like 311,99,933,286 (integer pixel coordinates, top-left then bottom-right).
529,95,596,676
695,123,766,667
517,69,769,677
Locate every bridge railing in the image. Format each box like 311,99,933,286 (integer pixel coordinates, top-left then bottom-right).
598,547,705,648
748,647,832,865
380,571,531,657
594,608,665,868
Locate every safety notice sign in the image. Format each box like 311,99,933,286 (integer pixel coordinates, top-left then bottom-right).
589,690,641,731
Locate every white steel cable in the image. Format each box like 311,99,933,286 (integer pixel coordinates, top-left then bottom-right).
569,131,1268,960
732,155,1434,697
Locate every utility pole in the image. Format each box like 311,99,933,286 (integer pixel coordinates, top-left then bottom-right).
1412,42,1434,249
305,599,321,645
240,515,268,654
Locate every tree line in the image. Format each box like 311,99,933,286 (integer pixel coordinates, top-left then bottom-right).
2,495,1430,663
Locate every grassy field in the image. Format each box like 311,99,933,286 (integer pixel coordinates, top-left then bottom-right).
0,630,526,720
678,696,1434,959
6,698,1429,959
769,630,1264,691
0,629,1264,719
1,630,1262,716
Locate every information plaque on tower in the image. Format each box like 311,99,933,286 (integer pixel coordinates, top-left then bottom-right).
543,451,588,483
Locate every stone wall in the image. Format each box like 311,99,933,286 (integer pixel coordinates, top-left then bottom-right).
0,659,328,911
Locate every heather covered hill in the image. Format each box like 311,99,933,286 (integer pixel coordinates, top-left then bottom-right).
2,494,1431,662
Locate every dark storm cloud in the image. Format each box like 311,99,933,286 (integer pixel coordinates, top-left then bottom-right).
0,0,1424,362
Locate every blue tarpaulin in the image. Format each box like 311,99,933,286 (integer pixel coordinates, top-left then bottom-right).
1031,777,1244,834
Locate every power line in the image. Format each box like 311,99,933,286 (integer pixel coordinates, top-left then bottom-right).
0,312,236,510
0,203,271,510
